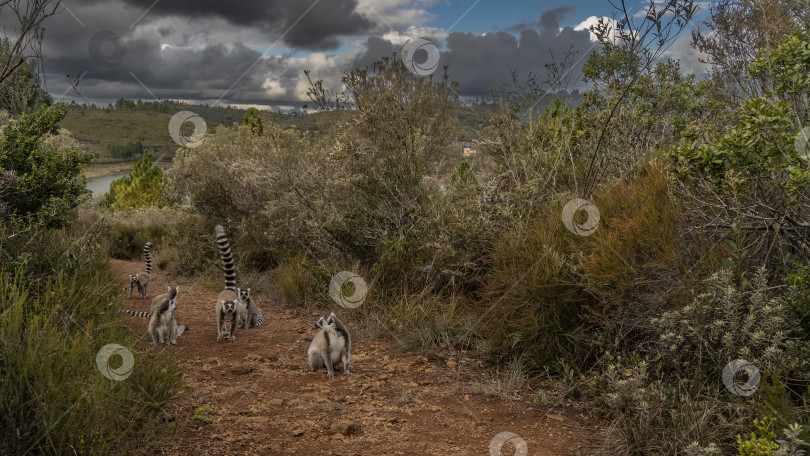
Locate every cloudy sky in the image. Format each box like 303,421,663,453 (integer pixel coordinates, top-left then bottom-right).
31,0,710,111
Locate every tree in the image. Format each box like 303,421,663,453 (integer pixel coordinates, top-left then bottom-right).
673,32,810,269
0,0,60,86
242,107,263,135
101,150,165,210
0,38,50,115
0,104,92,227
307,55,460,261
691,0,809,102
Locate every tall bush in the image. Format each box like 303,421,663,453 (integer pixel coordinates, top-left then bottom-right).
0,226,183,454
0,104,92,227
101,150,165,210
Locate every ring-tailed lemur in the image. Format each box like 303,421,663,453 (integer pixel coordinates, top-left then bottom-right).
121,286,188,343
213,225,264,341
128,242,152,299
236,286,265,329
215,225,241,341
308,312,352,378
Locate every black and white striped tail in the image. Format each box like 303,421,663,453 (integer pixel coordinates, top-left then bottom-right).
255,309,265,326
143,242,153,275
214,225,237,291
177,325,188,337
121,309,151,318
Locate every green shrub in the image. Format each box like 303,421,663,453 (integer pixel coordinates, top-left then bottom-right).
475,198,591,369
107,222,168,260
652,268,804,383
101,150,165,210
581,160,714,347
167,211,217,275
384,289,469,350
273,252,319,306
106,139,145,160
671,32,810,271
786,263,810,339
476,160,701,369
170,123,338,263
0,227,183,454
736,418,781,456
595,357,744,455
0,104,92,227
315,55,460,265
594,267,810,454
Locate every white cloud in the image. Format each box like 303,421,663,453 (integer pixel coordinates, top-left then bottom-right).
574,16,619,43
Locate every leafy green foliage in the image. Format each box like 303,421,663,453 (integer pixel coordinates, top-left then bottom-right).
786,264,810,344
737,418,781,456
0,104,92,227
673,96,803,194
0,38,50,115
672,31,810,275
106,139,145,160
320,55,461,266
101,150,165,210
0,226,183,454
242,107,263,135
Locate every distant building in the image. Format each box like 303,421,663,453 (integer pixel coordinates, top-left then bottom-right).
462,147,477,158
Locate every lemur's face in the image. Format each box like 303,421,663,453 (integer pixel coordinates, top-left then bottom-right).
220,300,236,313
315,314,336,330
130,275,139,284
238,287,251,301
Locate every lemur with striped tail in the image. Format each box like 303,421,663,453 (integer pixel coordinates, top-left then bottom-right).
128,242,152,299
213,225,265,341
121,286,188,344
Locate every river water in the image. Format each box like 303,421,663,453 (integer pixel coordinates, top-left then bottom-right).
85,173,127,195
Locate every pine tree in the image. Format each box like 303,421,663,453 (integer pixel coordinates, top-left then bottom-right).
101,150,165,209
242,107,263,135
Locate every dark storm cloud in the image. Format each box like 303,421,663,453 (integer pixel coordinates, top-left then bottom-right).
117,0,374,50
509,5,578,32
348,4,595,97
442,26,595,96
38,0,596,106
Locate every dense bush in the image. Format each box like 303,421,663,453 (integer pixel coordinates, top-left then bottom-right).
106,139,145,160
171,122,338,267
0,226,183,454
594,268,810,454
672,32,810,272
0,104,92,227
476,160,701,368
101,150,166,210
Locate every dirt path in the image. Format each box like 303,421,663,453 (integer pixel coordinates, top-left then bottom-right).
112,259,601,455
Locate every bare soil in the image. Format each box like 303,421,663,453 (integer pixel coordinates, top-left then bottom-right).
112,259,602,455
